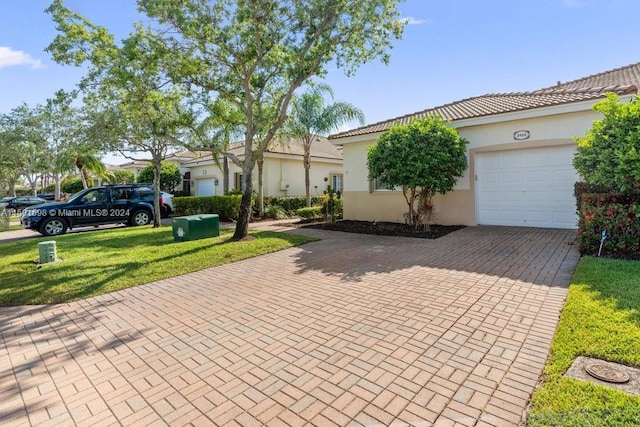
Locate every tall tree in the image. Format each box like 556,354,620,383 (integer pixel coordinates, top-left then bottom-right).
283,83,364,206
33,90,86,200
368,116,469,230
47,2,196,227
2,104,48,196
0,116,24,196
137,0,405,240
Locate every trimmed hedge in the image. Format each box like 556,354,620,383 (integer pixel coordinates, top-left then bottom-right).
296,206,323,219
574,182,613,212
261,196,323,215
578,192,640,256
173,195,243,221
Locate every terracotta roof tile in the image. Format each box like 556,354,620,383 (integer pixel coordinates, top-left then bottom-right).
329,62,640,140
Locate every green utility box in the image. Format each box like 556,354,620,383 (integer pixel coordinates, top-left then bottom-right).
38,241,57,264
172,214,220,242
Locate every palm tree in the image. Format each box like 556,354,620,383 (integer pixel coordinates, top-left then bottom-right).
65,149,109,189
283,84,365,206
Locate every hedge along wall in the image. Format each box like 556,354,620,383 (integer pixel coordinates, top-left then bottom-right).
173,195,243,221
578,192,640,256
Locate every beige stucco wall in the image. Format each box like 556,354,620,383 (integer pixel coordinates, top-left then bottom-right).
341,107,602,225
186,156,342,197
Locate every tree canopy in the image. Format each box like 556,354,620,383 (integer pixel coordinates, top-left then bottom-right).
574,93,640,192
137,161,182,192
138,0,405,239
368,116,469,228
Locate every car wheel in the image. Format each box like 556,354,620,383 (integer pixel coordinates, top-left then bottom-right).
40,218,68,236
130,209,151,226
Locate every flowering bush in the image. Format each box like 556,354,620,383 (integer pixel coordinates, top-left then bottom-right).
578,192,640,256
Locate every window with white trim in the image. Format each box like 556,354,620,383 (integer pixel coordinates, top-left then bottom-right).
372,176,393,192
331,173,343,193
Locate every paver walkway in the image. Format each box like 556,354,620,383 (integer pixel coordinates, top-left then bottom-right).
0,225,579,426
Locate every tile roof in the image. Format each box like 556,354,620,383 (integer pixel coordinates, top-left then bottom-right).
184,136,342,165
329,62,640,140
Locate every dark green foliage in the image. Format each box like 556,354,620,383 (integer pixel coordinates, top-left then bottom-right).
297,206,323,219
574,182,613,212
137,162,182,192
105,170,135,184
574,94,640,192
367,116,469,228
173,195,242,221
322,183,341,223
262,196,322,215
264,205,288,220
61,176,83,194
43,183,56,193
578,192,640,256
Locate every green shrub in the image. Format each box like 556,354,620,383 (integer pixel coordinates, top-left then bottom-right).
173,195,243,221
264,205,288,220
61,176,83,194
43,183,56,193
172,190,191,197
578,192,640,256
297,206,323,219
574,182,613,213
262,196,323,215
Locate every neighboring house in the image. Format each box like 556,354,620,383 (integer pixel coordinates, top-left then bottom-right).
329,62,640,229
111,151,210,192
182,137,343,197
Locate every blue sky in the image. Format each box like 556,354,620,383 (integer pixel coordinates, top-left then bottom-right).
2,0,640,163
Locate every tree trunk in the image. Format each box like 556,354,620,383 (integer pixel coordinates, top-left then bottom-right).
152,159,162,228
257,155,264,217
223,155,229,195
54,173,61,201
232,154,254,240
79,166,89,189
304,151,311,207
8,179,17,197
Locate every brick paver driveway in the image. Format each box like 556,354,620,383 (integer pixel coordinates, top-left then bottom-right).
0,226,579,426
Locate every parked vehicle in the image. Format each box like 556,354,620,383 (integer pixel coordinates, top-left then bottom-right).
20,184,163,236
160,192,174,217
37,193,56,201
5,196,48,211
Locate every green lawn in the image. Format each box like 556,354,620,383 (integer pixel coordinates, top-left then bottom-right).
0,225,315,305
0,224,22,231
527,256,640,426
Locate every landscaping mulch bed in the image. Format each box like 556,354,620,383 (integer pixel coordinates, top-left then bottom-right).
298,219,465,239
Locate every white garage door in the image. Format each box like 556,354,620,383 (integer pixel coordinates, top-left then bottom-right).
196,178,216,196
476,145,579,229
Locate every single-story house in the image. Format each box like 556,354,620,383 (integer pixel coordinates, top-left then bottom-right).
110,151,208,192
182,137,343,197
329,62,640,229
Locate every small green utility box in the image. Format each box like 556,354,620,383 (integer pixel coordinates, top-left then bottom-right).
38,241,57,264
172,214,220,242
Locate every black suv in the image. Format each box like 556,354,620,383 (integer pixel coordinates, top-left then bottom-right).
20,184,163,236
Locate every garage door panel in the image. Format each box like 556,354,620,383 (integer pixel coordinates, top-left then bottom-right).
196,178,216,196
476,145,578,229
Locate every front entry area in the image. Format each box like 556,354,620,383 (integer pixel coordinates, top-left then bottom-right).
475,144,579,229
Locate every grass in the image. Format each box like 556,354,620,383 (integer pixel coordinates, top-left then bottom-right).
0,224,22,231
527,256,640,426
0,225,316,305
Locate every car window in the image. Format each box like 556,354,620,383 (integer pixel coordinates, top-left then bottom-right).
113,188,133,200
83,189,108,203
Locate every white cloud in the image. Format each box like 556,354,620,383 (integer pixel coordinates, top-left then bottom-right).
402,16,430,25
0,46,44,70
